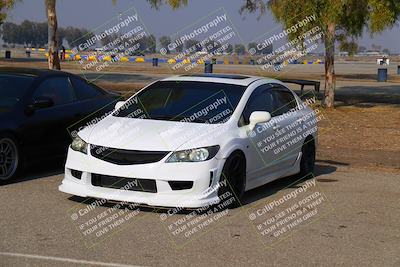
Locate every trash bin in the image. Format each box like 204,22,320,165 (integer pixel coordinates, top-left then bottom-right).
204,62,213,73
152,58,158,67
377,68,387,82
5,50,11,59
26,51,31,58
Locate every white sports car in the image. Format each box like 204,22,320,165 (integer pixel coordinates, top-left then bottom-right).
59,74,317,208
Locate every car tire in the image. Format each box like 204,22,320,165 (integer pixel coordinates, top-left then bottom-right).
218,151,246,209
0,134,21,181
299,137,316,178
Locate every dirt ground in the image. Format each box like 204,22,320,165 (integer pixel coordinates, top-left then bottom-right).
316,105,400,172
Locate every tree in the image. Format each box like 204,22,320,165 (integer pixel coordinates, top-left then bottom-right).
37,22,49,46
63,26,93,48
234,44,246,55
144,34,157,53
0,0,16,47
172,39,184,53
382,48,390,55
185,39,201,52
357,45,367,53
260,43,272,54
1,20,90,48
19,20,48,46
1,22,20,45
248,42,258,54
240,0,400,108
226,43,233,54
147,0,188,9
159,36,171,53
371,43,382,52
19,20,33,46
0,1,15,26
339,39,358,56
45,0,60,70
100,33,120,48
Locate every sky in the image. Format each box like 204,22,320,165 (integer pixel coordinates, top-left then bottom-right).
4,0,400,52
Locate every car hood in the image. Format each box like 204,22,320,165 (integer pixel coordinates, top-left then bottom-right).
79,115,227,151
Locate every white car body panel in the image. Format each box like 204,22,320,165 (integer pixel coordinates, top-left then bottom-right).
59,75,317,208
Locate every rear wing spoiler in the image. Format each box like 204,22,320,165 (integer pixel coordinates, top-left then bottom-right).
279,79,320,94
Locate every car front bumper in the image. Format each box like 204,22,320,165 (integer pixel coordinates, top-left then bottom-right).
59,147,225,208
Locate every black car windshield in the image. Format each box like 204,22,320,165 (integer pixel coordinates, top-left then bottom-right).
0,74,34,110
113,81,247,124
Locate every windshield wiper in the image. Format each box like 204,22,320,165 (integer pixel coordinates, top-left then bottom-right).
190,118,209,123
148,115,209,123
149,115,175,121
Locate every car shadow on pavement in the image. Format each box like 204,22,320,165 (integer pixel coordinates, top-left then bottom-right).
242,163,337,206
0,158,64,186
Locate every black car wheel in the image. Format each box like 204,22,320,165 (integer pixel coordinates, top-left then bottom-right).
299,138,316,178
0,135,20,181
218,152,246,208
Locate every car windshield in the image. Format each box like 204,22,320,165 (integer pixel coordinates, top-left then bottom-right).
0,74,34,111
113,81,247,124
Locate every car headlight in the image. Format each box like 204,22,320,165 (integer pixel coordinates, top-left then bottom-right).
166,146,220,163
71,136,87,154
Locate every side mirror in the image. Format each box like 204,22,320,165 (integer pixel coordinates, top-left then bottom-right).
114,101,125,111
249,111,271,130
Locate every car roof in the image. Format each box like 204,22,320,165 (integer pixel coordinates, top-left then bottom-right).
161,73,281,86
0,67,67,78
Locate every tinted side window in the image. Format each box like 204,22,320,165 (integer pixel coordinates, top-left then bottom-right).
71,78,103,100
0,74,34,108
240,85,273,126
272,87,297,116
33,77,75,106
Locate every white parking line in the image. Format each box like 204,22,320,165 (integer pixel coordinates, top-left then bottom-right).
0,252,142,267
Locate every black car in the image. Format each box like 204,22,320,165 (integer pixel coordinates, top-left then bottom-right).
0,67,121,180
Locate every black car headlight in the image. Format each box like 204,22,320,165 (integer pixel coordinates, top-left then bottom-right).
166,146,220,163
71,136,88,154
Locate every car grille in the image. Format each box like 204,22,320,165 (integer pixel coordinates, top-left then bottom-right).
90,145,169,165
92,174,157,193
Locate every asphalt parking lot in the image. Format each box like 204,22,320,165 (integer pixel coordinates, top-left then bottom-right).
1,161,399,266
